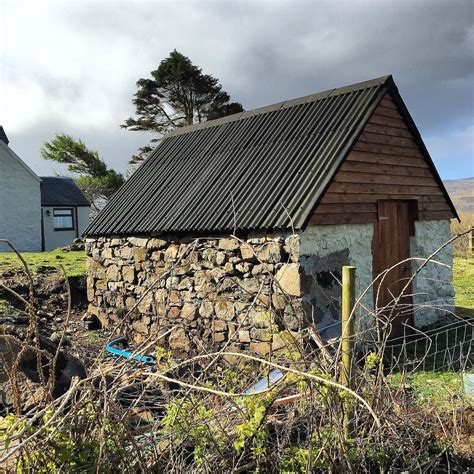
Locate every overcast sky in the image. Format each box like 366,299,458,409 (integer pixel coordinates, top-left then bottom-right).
1,0,473,180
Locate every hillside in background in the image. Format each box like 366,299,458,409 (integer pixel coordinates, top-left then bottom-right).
444,177,474,213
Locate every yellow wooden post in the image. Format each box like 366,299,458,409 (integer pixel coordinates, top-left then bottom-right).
341,265,356,437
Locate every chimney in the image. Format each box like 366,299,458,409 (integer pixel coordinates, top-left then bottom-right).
0,126,9,146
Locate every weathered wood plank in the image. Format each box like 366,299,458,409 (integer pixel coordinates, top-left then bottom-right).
380,97,398,109
419,210,455,220
313,202,378,214
369,113,406,129
347,150,428,167
364,122,413,138
329,182,444,195
359,131,416,148
309,212,378,226
374,105,403,119
418,201,452,211
321,193,447,204
334,171,439,187
353,141,424,158
340,160,433,177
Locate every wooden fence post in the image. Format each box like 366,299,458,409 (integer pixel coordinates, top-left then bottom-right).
469,227,474,255
341,265,356,438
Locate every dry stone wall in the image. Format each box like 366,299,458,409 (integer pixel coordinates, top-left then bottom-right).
85,233,306,356
85,222,454,353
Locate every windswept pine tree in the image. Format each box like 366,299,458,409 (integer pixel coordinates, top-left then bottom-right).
122,50,243,163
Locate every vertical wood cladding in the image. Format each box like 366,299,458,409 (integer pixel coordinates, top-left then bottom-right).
371,201,415,338
310,94,454,225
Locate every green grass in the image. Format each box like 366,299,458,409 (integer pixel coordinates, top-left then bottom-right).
84,330,102,341
0,249,86,277
453,257,474,317
387,257,474,406
389,371,466,408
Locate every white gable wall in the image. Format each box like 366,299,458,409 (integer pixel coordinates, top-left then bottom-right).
0,141,41,251
410,220,454,327
299,224,375,338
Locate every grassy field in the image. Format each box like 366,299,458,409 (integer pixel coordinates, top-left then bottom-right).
389,256,473,406
0,249,86,277
453,257,474,315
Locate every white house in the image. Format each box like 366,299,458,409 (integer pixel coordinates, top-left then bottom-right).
40,177,91,251
0,127,91,252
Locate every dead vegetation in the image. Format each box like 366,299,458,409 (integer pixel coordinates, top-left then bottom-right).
0,237,473,472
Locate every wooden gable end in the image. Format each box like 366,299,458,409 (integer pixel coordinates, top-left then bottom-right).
309,93,455,226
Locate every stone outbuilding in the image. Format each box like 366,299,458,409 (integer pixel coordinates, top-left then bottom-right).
84,75,458,353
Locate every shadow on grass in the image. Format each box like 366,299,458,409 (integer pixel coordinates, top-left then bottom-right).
455,306,474,319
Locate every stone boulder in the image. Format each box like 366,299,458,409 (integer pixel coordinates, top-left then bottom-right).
275,263,302,297
169,327,190,352
240,243,256,261
70,238,85,251
214,299,235,321
128,237,148,247
219,238,240,251
147,238,168,250
257,242,283,263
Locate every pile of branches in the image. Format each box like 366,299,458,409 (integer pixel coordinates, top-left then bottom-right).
0,238,472,473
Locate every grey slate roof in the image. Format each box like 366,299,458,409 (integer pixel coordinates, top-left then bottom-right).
84,75,455,237
40,177,90,207
0,126,9,145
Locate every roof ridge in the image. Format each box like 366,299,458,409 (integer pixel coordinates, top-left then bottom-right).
40,176,74,179
40,176,90,206
167,75,392,138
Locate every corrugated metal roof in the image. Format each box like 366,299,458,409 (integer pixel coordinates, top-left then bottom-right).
85,76,392,236
40,177,90,207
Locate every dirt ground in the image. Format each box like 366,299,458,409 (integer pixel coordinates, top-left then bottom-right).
0,266,106,366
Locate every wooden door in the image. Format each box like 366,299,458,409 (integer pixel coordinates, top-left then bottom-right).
372,201,416,338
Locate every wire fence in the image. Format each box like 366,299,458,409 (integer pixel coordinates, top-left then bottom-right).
379,319,474,374
1,233,473,472
319,318,473,376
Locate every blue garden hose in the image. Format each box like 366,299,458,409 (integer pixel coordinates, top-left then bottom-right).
106,337,155,364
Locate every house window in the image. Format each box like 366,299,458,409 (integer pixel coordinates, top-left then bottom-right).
53,208,74,230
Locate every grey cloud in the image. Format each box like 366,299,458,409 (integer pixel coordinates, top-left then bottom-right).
1,0,472,179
